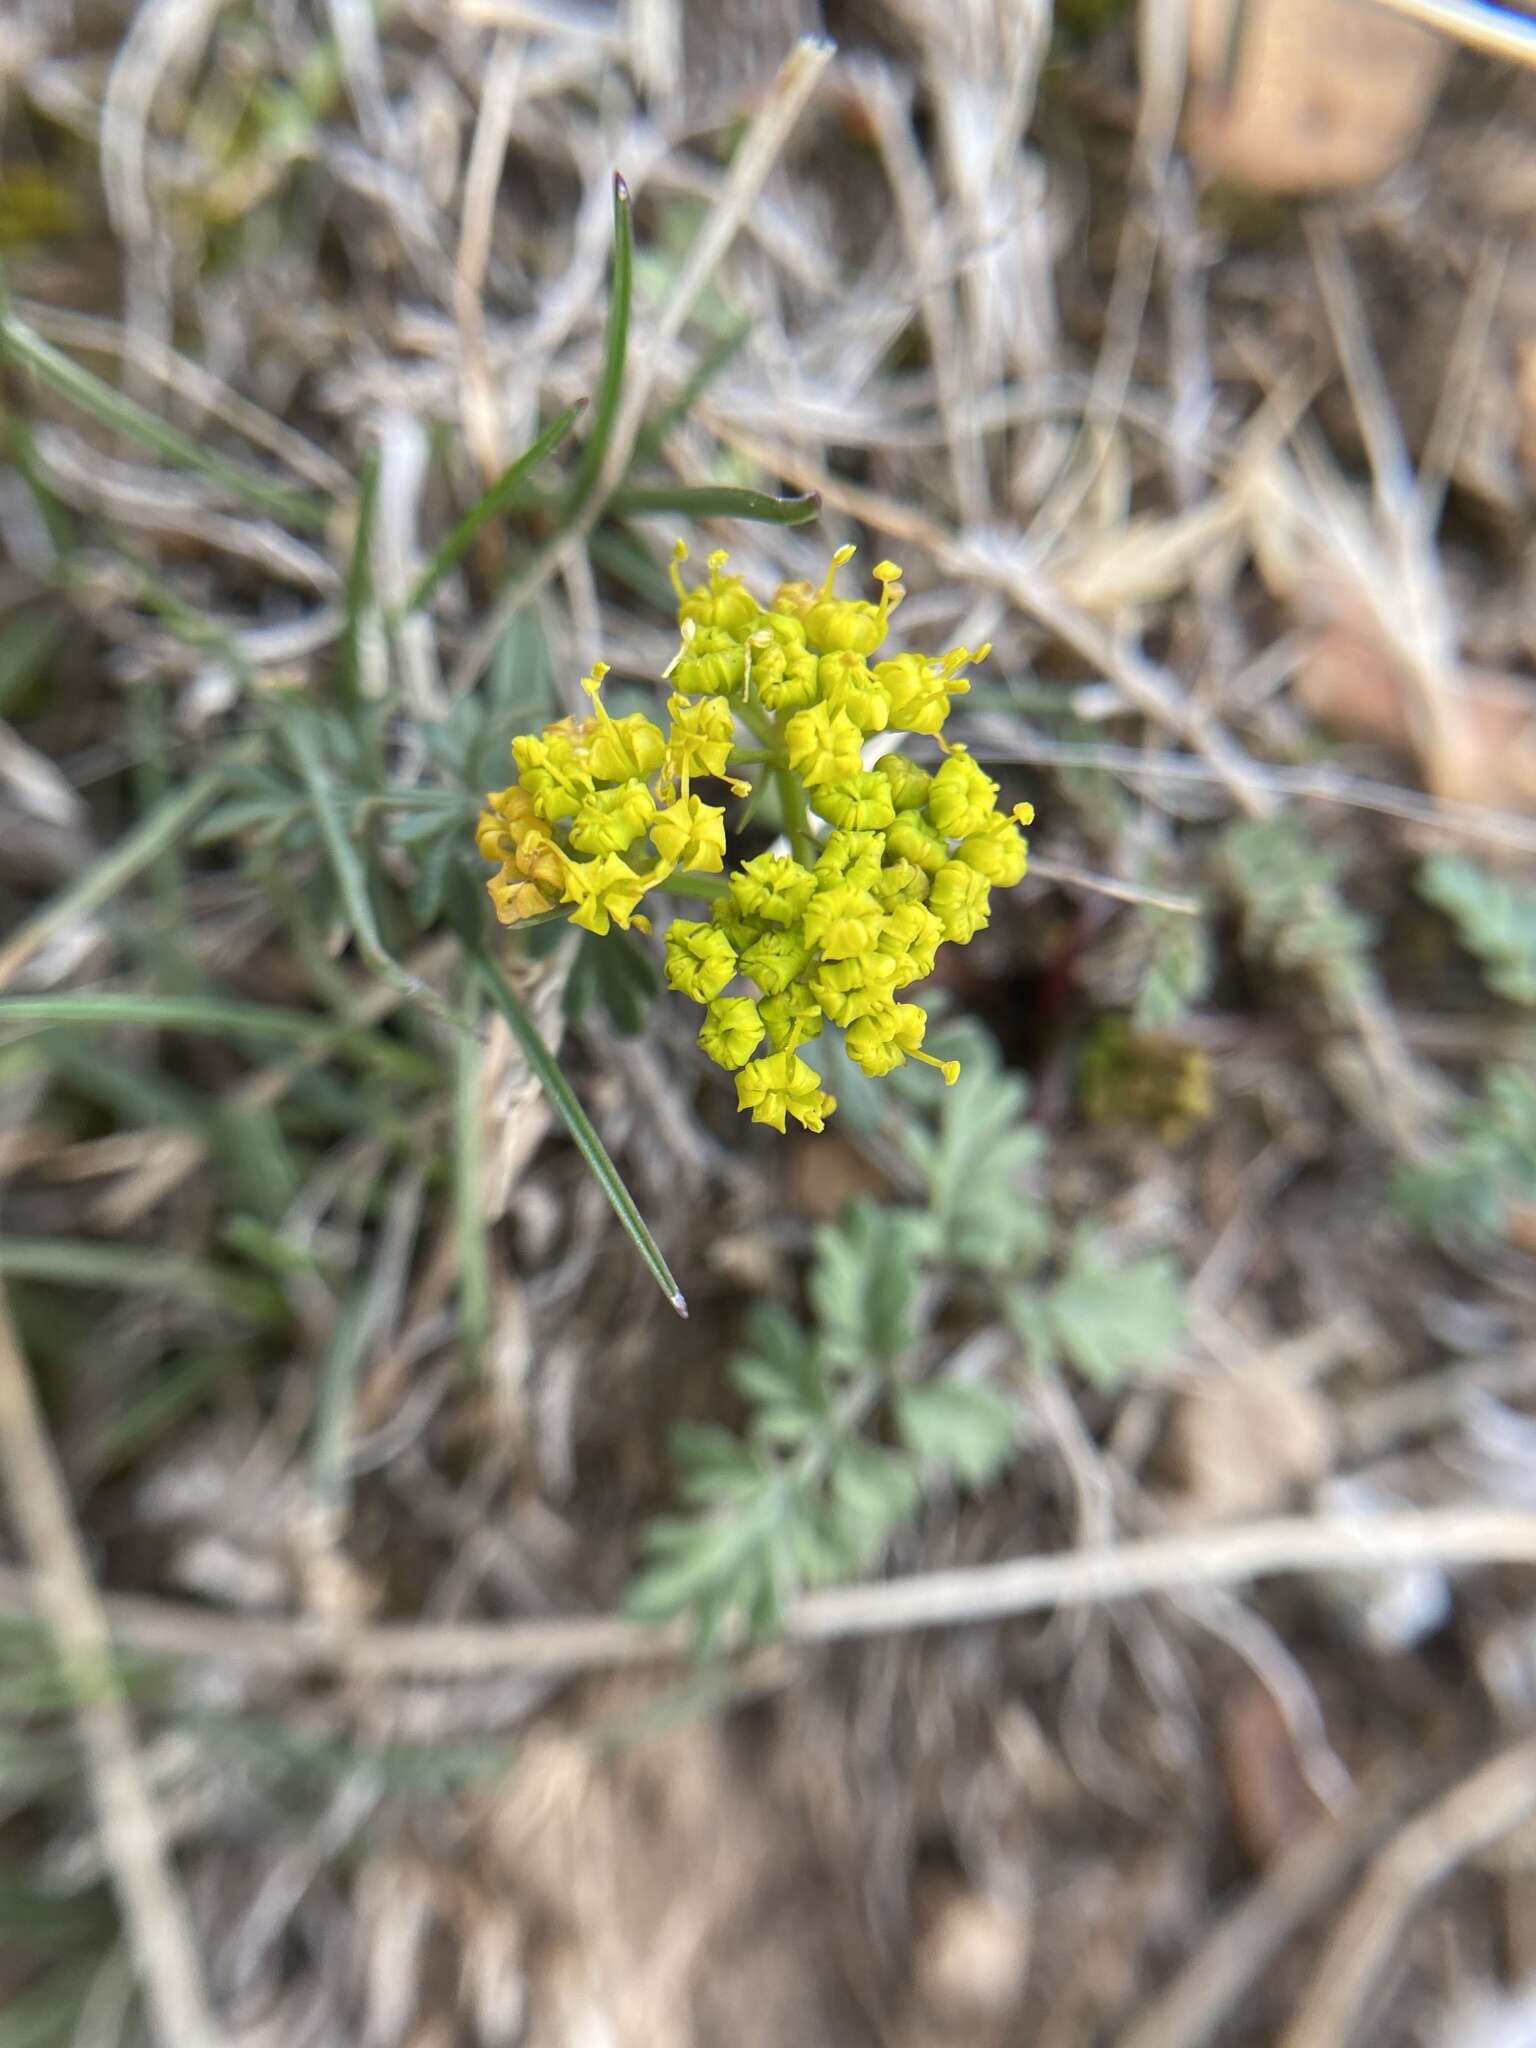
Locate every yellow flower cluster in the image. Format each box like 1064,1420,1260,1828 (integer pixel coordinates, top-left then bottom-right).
478,542,1034,1134
476,663,734,935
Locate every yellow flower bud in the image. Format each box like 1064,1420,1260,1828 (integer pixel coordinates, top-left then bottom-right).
783,702,864,789
669,621,748,697
729,852,816,926
562,853,652,936
954,816,1028,886
665,693,740,787
738,928,812,995
771,579,815,621
808,953,901,1025
871,857,931,907
878,901,944,984
808,770,897,833
671,543,760,636
664,919,738,1003
926,750,1001,841
801,882,883,961
885,811,949,875
758,985,823,1053
803,550,903,657
873,752,932,811
844,1009,905,1077
751,638,821,712
569,780,656,856
698,995,766,1071
929,859,992,942
488,874,556,924
511,730,592,822
513,835,566,894
650,793,726,871
874,643,982,736
735,1051,835,1134
475,809,513,864
588,711,666,785
752,610,807,651
817,650,889,734
814,828,886,886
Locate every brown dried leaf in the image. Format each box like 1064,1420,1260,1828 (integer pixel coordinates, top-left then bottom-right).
1187,0,1448,194
1222,1678,1327,1867
1165,1369,1335,1520
1297,618,1536,814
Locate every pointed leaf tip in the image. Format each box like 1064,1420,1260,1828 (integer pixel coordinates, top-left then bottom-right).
672,1290,690,1320
614,172,630,202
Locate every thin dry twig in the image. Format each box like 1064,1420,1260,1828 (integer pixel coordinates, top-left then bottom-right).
700,418,1280,815
964,730,1536,857
2,1508,1534,1680
1280,1731,1536,2048
1026,853,1201,916
1116,1776,1401,2048
0,1284,227,2048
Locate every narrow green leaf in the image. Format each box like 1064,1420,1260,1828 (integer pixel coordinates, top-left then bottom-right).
563,925,660,1035
91,1345,247,1468
588,524,678,609
453,984,491,1374
0,1237,282,1323
569,172,634,510
310,1282,373,1517
469,944,686,1316
402,401,585,615
608,482,821,526
0,606,63,719
282,711,465,1034
0,992,439,1084
0,280,328,530
0,763,227,989
0,1961,94,2048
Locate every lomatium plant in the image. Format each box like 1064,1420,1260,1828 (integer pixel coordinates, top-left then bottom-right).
477,542,1034,1131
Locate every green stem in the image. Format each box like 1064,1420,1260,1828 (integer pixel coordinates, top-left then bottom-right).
735,694,819,867
772,760,818,869
664,872,727,904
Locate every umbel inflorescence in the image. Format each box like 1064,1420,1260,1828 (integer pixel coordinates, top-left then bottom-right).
477,543,1033,1132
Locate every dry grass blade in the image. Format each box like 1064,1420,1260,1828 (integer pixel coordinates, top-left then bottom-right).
1116,1778,1401,2048
1370,0,1536,65
0,1285,227,2047
447,34,836,693
1280,1732,1536,2048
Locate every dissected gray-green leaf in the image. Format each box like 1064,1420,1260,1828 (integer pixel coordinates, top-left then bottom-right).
1393,1065,1536,1241
892,1380,1016,1488
1219,816,1375,1016
1419,853,1536,1007
1132,901,1215,1031
1045,1228,1184,1388
900,1042,1045,1272
808,1198,930,1369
